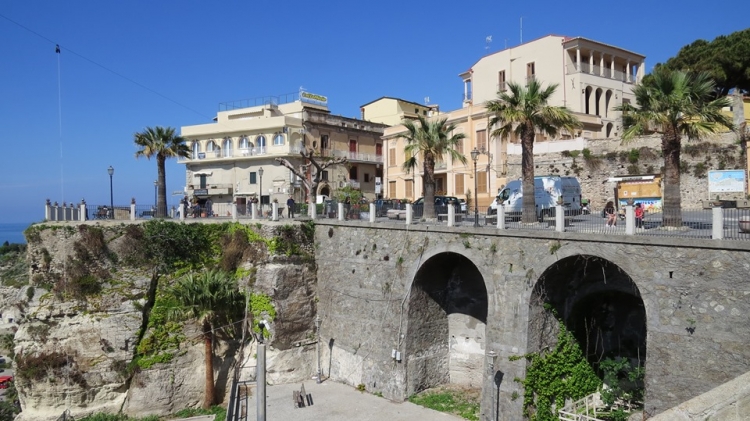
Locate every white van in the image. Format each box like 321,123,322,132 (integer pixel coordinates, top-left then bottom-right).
489,176,582,219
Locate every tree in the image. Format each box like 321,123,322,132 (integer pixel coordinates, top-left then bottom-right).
650,29,750,96
166,269,246,409
617,70,733,226
487,80,581,223
134,126,190,218
401,116,467,219
275,148,347,217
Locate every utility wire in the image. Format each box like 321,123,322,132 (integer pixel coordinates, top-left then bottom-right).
0,12,212,120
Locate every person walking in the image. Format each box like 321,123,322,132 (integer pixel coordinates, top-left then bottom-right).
287,196,295,218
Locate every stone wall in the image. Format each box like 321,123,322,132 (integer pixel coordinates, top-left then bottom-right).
506,132,746,209
313,220,750,421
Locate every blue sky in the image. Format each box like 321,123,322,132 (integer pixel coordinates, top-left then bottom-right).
1,1,748,224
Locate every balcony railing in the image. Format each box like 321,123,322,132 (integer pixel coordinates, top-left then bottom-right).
330,150,384,163
179,145,306,163
566,63,635,83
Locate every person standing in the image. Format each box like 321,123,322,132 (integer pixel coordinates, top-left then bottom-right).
287,196,295,218
634,203,644,229
344,195,351,220
205,198,213,217
604,201,617,227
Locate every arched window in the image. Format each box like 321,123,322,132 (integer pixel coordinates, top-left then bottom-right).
239,136,250,149
206,140,217,152
273,133,285,146
256,135,266,154
192,141,200,159
223,137,233,157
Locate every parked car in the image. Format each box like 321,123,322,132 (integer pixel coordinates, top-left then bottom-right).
387,196,461,219
374,199,397,217
489,176,582,220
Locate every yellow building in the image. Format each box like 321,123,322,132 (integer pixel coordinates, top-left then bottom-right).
179,92,387,211
360,97,440,126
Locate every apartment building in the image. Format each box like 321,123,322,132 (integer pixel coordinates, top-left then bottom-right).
382,35,645,207
179,92,387,212
360,97,440,126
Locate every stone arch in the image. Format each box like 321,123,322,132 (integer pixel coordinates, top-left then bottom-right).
605,90,613,118
585,86,593,114
595,88,603,116
606,122,614,138
527,254,647,381
318,184,331,198
404,251,489,396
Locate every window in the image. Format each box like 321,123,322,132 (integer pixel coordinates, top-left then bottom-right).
321,171,329,181
415,108,419,114
389,181,396,198
256,135,266,153
222,137,233,157
405,180,414,198
476,129,487,151
389,148,396,166
349,139,357,159
206,140,218,152
477,170,487,193
455,174,465,195
526,62,536,84
456,138,464,155
239,136,250,149
321,135,329,150
350,166,358,180
436,178,444,194
364,173,371,183
192,141,200,158
498,70,506,91
273,133,284,146
376,144,383,157
250,172,257,184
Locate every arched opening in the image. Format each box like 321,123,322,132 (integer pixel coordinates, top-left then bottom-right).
319,185,330,198
584,86,593,115
527,255,647,411
404,252,488,396
606,122,614,138
605,90,613,118
595,88,603,116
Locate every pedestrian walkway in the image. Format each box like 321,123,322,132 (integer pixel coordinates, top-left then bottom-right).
245,381,463,421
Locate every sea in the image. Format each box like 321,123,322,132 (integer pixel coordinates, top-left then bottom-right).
0,222,32,245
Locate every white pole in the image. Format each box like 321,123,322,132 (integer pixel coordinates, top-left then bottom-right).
338,203,345,221
712,206,724,240
405,203,413,225
555,204,564,232
625,206,635,235
257,343,266,421
497,205,506,230
447,203,455,227
369,203,376,223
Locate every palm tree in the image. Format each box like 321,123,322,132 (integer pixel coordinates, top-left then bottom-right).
487,80,581,223
402,116,467,218
617,70,732,226
167,270,246,409
134,126,190,218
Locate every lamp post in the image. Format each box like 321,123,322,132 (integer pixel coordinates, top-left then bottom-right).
107,166,114,219
258,167,264,215
153,180,158,211
471,148,480,227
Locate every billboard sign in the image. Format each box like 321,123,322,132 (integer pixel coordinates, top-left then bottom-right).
300,91,328,105
708,170,745,193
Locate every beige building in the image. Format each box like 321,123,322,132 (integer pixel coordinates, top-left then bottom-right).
180,93,387,213
360,97,440,126
461,34,645,139
382,35,645,207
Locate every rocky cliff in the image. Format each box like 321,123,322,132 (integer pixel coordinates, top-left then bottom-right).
10,220,317,421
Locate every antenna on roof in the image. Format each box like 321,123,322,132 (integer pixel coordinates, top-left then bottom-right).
424,97,430,104
520,17,523,44
485,35,492,51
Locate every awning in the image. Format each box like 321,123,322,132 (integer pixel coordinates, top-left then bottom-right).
193,171,213,176
606,175,655,183
234,191,258,196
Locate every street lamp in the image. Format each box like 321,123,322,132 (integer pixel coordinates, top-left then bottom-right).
471,148,480,227
258,167,264,215
153,180,158,211
107,166,114,219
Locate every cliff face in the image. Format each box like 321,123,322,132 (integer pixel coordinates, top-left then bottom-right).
13,220,317,421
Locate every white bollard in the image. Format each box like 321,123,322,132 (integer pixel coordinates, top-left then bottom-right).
232,203,238,221
369,203,376,223
310,202,317,219
45,200,52,221
272,202,279,221
251,203,257,220
405,203,413,225
555,205,564,232
180,203,186,221
130,203,136,221
80,203,87,222
712,206,724,240
625,206,635,235
447,204,455,227
338,203,345,221
497,205,506,230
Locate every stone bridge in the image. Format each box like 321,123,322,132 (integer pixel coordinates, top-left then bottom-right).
313,220,750,420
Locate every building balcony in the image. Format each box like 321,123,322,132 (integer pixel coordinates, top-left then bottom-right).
330,150,384,163
178,145,306,163
566,63,635,83
186,183,233,196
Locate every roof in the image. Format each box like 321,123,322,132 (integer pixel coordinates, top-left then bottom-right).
562,37,646,59
359,96,434,109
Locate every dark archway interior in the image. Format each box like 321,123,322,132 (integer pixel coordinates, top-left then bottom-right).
530,255,647,366
405,252,488,394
